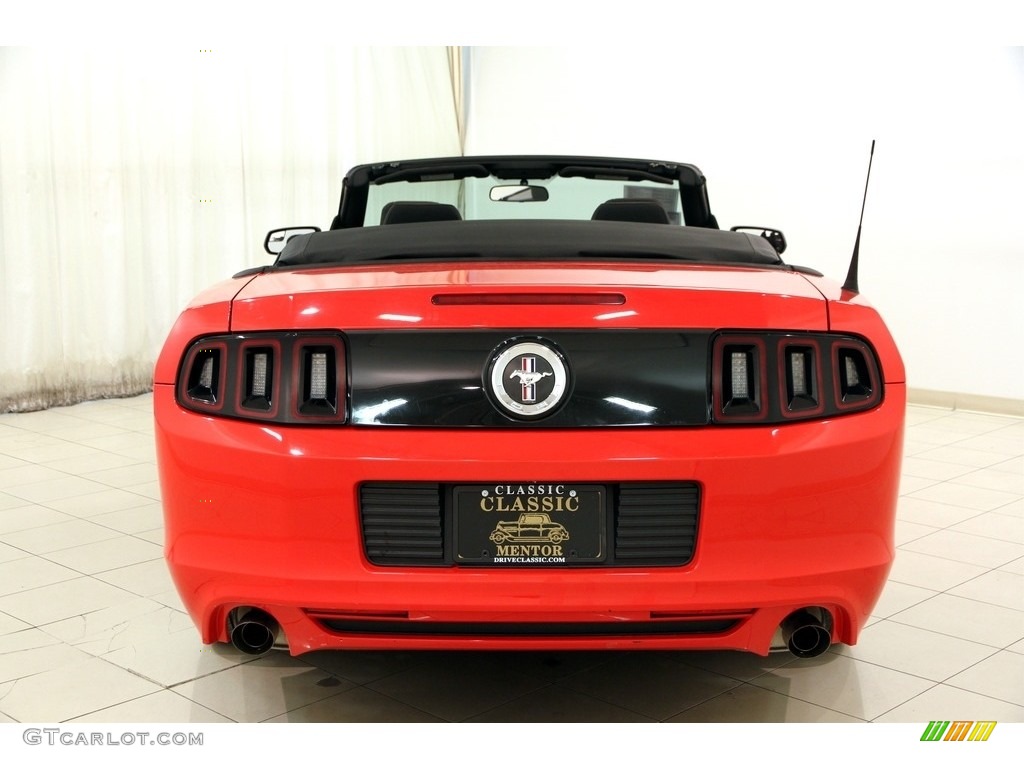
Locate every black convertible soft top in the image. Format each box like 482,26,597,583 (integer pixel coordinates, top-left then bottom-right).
275,219,784,269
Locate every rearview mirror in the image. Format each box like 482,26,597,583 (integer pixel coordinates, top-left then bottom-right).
730,226,787,255
264,226,321,255
489,185,549,203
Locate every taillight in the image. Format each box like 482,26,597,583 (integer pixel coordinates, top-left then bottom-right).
182,342,227,410
178,333,347,424
294,337,346,421
779,339,824,417
239,340,279,416
711,337,767,421
713,332,882,423
834,340,881,411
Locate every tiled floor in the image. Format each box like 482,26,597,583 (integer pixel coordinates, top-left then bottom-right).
0,395,1021,723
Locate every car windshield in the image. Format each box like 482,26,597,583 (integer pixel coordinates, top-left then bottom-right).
364,174,683,226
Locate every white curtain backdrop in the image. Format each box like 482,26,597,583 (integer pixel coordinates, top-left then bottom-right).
0,46,462,412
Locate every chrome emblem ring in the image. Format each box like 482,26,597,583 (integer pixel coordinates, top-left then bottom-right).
488,340,569,419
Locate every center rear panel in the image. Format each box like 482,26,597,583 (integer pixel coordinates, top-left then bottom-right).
347,330,712,427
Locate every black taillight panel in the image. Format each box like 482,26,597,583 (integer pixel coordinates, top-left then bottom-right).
713,332,883,424
178,332,347,424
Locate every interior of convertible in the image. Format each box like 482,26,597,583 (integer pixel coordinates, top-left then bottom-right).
364,173,687,228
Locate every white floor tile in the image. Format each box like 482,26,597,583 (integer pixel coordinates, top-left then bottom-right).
0,455,30,472
887,550,988,591
88,502,163,534
1001,556,1024,575
899,475,935,495
45,487,155,518
0,629,91,685
0,464,69,491
0,557,78,597
674,649,796,682
0,492,35,512
900,456,973,481
82,463,158,488
955,433,1024,456
43,537,163,574
0,504,74,534
869,580,939,618
559,654,741,720
913,445,1017,469
832,620,998,681
900,529,1024,568
40,451,140,476
0,441,98,464
123,480,161,500
39,598,188,655
2,475,112,504
102,628,253,687
874,683,1024,722
136,528,163,545
890,593,1024,649
0,576,140,626
169,655,342,722
0,543,27,565
908,482,1020,513
894,520,939,546
667,683,863,722
264,686,443,723
951,512,1023,544
0,519,122,555
0,656,160,722
953,468,1024,496
749,654,934,720
896,496,984,528
945,651,1024,706
0,612,30,636
94,558,177,598
70,689,232,723
949,570,1024,612
996,499,1024,519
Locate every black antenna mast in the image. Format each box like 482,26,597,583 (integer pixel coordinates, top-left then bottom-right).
842,140,876,295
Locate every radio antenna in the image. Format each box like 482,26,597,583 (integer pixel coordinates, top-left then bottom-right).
842,140,876,295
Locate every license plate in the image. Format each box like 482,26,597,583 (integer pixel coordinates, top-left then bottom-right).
454,484,605,565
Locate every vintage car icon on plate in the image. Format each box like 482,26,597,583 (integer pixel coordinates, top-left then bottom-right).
489,513,570,545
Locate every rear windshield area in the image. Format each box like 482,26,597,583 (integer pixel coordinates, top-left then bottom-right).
365,174,683,226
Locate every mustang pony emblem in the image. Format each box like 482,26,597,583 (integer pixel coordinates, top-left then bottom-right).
488,340,569,419
510,356,552,402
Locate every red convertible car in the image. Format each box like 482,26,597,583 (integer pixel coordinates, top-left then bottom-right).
154,156,904,657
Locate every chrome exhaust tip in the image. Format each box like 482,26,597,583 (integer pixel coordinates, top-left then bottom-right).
781,609,832,658
228,608,278,655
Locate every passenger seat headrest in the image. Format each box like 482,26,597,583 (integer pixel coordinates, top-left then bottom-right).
591,198,671,224
380,202,463,225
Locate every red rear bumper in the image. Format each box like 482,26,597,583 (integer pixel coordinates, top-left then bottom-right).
155,384,904,655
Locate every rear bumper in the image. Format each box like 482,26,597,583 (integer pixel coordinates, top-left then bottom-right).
155,383,904,655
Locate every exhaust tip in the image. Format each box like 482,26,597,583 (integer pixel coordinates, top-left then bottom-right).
229,608,278,655
781,609,832,658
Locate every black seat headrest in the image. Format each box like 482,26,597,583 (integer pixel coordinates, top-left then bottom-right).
592,198,670,224
380,201,463,225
